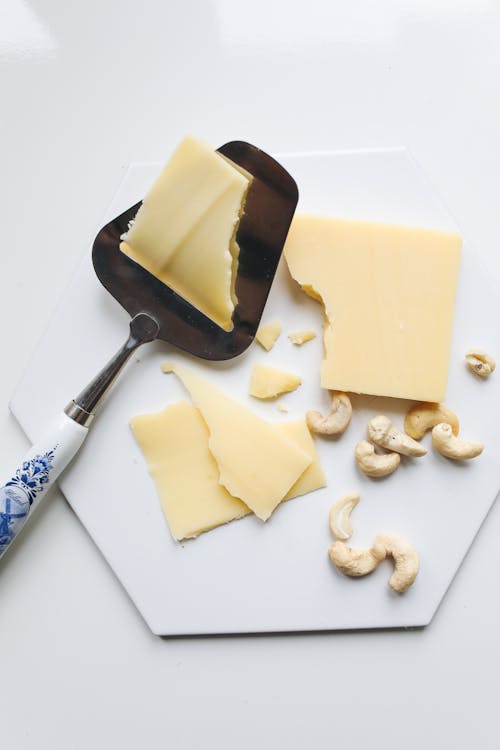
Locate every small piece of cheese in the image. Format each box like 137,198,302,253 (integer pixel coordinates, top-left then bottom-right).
249,363,302,399
130,401,248,540
284,215,462,402
131,403,325,540
288,329,317,345
121,136,251,331
255,320,282,351
162,363,312,520
276,402,289,413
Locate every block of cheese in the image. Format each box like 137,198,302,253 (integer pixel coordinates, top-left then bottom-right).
121,136,251,331
162,363,312,520
255,320,282,351
130,401,249,540
249,363,301,399
284,215,462,402
131,404,325,540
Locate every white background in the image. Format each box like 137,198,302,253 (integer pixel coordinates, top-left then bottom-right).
1,1,500,747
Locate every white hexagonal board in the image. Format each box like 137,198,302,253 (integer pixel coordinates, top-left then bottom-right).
10,148,500,634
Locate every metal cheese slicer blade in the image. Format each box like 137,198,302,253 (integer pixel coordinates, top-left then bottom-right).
0,141,298,562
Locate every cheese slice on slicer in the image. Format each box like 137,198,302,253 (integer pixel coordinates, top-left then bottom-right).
121,136,251,331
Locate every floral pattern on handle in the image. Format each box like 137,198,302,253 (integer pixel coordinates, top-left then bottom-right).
0,449,57,555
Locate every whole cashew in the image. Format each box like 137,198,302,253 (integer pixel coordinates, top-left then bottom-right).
374,534,419,593
431,423,483,460
328,534,419,593
306,391,352,436
328,540,386,576
404,402,459,440
329,493,360,540
354,440,400,478
465,349,496,378
367,415,427,457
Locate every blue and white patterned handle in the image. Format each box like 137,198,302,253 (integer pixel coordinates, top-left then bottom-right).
0,413,88,560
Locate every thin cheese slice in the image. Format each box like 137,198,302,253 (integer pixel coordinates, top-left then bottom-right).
162,363,312,520
249,363,301,399
288,329,317,345
131,403,325,540
130,401,249,540
121,136,251,331
284,215,462,402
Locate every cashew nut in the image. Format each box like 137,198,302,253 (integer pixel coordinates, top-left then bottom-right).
328,534,419,593
465,349,496,378
367,415,427,457
431,423,483,460
404,402,459,440
354,440,400,478
306,391,352,436
329,493,360,540
328,540,386,576
374,534,419,593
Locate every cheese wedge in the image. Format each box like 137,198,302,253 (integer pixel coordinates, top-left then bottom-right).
284,215,462,402
255,320,282,351
162,363,312,520
121,136,251,331
130,401,249,540
131,404,325,539
249,363,301,399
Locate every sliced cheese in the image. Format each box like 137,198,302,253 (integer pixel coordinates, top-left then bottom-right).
162,363,312,520
130,401,249,540
288,329,317,345
255,320,282,351
121,136,251,331
249,363,301,399
131,403,325,540
277,421,327,500
284,215,462,402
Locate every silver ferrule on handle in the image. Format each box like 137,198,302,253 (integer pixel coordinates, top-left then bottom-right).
64,313,159,427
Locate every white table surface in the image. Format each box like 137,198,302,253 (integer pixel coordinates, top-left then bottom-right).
1,1,500,747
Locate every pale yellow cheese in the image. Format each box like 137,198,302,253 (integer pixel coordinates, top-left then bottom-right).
121,136,251,331
130,401,249,540
288,329,317,345
131,402,325,540
284,215,462,402
249,363,301,399
277,421,327,500
162,363,312,520
255,320,282,350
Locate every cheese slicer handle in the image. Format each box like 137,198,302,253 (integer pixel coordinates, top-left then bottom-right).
0,413,88,561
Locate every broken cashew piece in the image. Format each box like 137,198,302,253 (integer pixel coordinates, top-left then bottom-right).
404,402,459,440
329,493,360,541
328,534,419,593
465,349,496,378
431,423,483,460
354,440,400,478
306,391,352,436
367,415,427,457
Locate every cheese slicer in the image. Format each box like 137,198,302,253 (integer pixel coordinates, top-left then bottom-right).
0,141,298,560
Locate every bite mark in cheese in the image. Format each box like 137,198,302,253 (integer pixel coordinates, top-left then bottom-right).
130,401,248,540
121,136,251,331
162,363,312,520
284,215,462,402
255,320,282,351
131,402,325,540
249,363,301,399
